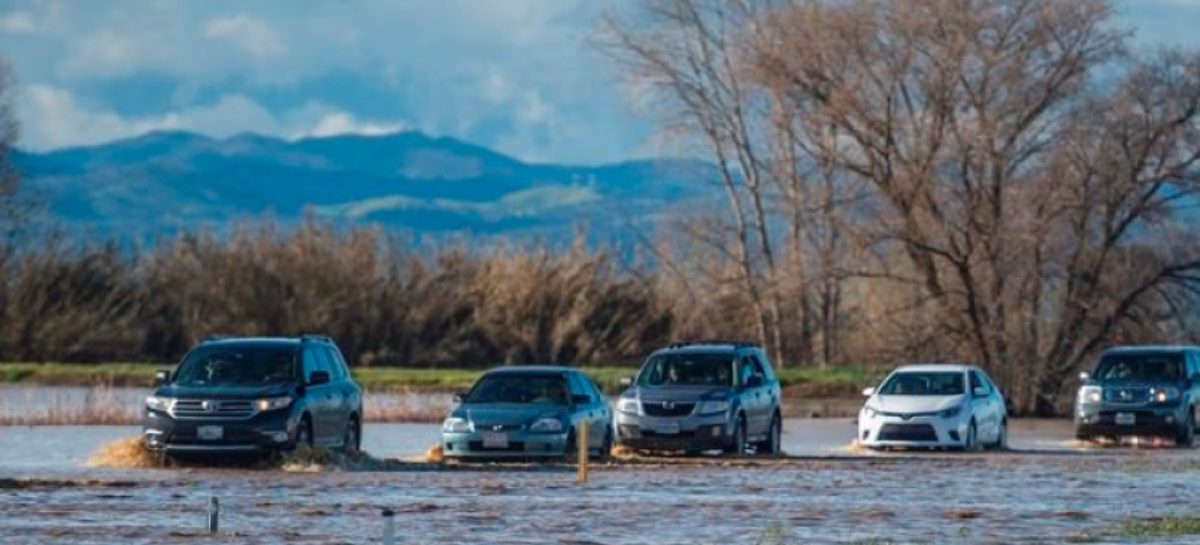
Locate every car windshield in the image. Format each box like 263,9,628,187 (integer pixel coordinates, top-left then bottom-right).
173,346,297,387
465,374,569,405
638,353,736,387
878,371,965,396
1093,354,1184,381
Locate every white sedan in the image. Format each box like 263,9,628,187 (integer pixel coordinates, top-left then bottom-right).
858,364,1008,450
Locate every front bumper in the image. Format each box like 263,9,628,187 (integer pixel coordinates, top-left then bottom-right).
858,413,969,448
442,430,569,458
142,408,298,453
613,410,730,451
1075,403,1185,438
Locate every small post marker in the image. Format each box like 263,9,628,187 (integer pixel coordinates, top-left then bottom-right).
382,508,395,545
577,422,589,484
207,496,219,534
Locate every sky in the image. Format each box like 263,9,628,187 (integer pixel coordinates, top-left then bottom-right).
0,0,1197,165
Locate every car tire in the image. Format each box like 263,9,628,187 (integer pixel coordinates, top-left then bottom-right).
756,414,782,455
564,428,578,462
295,416,314,450
342,416,361,453
595,427,613,461
964,421,980,452
724,415,746,455
1176,406,1195,448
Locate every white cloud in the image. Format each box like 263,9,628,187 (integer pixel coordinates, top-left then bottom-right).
0,11,37,33
16,85,407,150
203,14,284,59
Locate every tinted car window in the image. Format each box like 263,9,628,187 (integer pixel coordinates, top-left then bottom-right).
567,373,592,402
174,346,296,387
970,371,990,394
320,346,345,380
879,372,966,396
1094,354,1184,381
302,347,328,380
755,353,777,383
466,374,569,405
639,354,735,387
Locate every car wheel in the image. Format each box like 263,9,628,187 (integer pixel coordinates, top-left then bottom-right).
343,417,361,453
295,416,314,449
1176,406,1195,448
564,428,578,462
724,415,746,455
756,414,782,455
964,421,980,452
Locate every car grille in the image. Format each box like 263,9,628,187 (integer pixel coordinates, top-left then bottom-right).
642,402,695,417
877,423,938,442
473,424,523,432
171,399,256,419
1103,387,1151,404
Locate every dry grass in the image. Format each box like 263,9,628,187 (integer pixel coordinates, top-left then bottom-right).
0,385,141,425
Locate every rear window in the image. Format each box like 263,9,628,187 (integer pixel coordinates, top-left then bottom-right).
878,372,965,396
1094,354,1184,381
174,345,297,387
465,374,568,405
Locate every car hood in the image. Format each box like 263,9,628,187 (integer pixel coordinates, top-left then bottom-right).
155,383,294,399
624,385,730,403
870,395,964,414
452,403,565,427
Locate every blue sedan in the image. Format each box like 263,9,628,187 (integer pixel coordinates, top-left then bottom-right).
441,366,613,460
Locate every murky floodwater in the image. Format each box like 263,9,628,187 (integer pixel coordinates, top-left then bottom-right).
3,419,1200,544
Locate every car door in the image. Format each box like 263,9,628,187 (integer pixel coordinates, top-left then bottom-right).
585,376,612,444
740,354,768,436
318,346,350,439
301,346,333,444
567,373,604,448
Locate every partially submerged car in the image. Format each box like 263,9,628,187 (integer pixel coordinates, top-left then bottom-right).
858,364,1007,451
614,341,782,455
1075,345,1198,446
143,335,363,458
441,366,613,460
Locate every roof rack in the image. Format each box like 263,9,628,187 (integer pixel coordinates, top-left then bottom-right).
300,334,333,343
202,334,240,343
666,340,758,349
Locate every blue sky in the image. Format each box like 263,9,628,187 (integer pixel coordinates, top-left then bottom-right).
0,0,1197,164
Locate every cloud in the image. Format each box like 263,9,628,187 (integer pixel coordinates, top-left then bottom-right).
0,11,37,33
16,85,408,150
202,14,284,59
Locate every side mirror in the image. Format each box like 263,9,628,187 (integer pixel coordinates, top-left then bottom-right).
972,387,988,398
453,392,467,403
619,376,634,387
308,370,330,386
154,370,171,386
572,394,592,406
1079,372,1089,382
861,386,875,397
745,375,764,388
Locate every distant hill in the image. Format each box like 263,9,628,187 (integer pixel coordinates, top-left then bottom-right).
12,130,712,244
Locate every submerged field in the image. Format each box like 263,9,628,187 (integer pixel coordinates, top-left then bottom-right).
2,420,1200,544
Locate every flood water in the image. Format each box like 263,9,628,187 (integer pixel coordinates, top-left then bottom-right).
4,418,1200,544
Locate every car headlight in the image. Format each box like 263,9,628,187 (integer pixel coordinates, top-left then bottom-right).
617,398,640,414
255,396,293,412
1152,387,1180,403
1078,385,1102,404
145,395,173,412
529,417,564,433
442,417,473,433
697,400,730,414
940,406,961,418
862,406,878,419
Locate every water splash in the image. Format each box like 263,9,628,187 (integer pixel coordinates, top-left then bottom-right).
86,437,161,469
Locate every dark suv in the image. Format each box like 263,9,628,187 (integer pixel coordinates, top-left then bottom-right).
143,335,363,457
614,341,783,454
1075,345,1199,446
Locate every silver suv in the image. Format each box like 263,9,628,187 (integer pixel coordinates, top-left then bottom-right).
614,341,783,455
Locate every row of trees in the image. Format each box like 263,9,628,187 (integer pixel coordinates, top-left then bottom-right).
603,0,1200,414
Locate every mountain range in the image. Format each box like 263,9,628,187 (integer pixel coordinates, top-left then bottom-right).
12,130,711,244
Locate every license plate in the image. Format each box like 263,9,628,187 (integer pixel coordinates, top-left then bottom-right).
656,422,681,435
1115,413,1136,426
197,425,224,440
481,431,509,449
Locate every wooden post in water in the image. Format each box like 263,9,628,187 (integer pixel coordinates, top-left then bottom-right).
207,496,219,534
576,422,589,484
